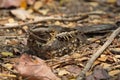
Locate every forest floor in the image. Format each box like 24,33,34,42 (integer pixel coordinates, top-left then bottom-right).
0,0,120,80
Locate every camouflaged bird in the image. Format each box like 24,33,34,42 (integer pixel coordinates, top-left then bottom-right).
27,24,117,59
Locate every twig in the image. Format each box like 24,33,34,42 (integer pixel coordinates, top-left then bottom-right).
0,62,17,74
0,35,25,38
76,26,120,80
0,15,88,29
105,60,120,71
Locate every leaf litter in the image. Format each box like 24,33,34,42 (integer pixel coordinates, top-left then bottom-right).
0,0,120,80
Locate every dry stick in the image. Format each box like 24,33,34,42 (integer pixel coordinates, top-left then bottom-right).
76,26,120,80
0,15,88,29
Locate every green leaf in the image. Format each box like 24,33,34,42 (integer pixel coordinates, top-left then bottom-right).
0,52,13,57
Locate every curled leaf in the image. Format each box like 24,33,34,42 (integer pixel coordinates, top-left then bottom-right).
14,54,60,80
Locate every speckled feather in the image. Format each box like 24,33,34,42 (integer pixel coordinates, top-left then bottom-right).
28,24,116,58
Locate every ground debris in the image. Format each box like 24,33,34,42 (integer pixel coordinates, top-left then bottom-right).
0,0,120,80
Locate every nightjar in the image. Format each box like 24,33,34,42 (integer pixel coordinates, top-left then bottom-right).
28,26,87,59
27,24,116,59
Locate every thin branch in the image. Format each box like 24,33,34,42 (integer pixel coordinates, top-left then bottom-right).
76,26,120,80
0,15,88,29
0,35,25,38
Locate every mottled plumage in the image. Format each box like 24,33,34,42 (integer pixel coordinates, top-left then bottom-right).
28,24,116,58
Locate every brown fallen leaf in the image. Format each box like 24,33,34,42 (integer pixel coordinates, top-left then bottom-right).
14,54,60,80
58,69,70,76
106,0,116,4
33,1,43,10
0,0,20,8
117,0,120,6
86,75,95,80
11,9,33,20
0,0,35,8
86,66,110,80
100,63,111,69
65,65,81,76
38,9,49,15
98,54,108,62
93,66,110,79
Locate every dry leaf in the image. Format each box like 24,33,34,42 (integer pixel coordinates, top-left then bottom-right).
93,66,110,79
65,65,81,76
4,63,13,70
14,54,60,80
106,0,116,3
58,69,70,76
8,39,19,45
54,21,61,25
71,53,81,58
17,30,23,35
100,63,111,69
0,0,21,8
38,9,49,15
20,0,27,9
33,1,43,10
0,52,13,57
27,0,35,5
22,26,28,32
0,0,35,8
86,75,95,80
107,56,114,62
98,54,108,62
109,70,120,76
8,18,15,23
93,60,100,67
86,66,110,80
11,8,33,20
0,18,9,25
117,0,120,6
27,8,34,13
89,2,99,7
